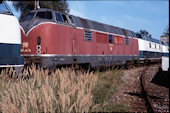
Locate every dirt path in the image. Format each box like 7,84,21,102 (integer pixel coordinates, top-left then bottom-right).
111,66,148,112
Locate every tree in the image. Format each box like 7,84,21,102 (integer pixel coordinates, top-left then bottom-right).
138,29,152,38
13,1,69,20
163,25,169,36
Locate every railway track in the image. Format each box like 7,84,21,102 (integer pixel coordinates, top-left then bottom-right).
141,64,169,112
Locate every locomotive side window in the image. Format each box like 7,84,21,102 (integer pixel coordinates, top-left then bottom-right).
36,11,52,19
125,37,129,45
114,36,123,44
114,37,118,44
55,12,64,22
108,35,113,44
84,30,92,41
62,14,69,24
69,16,74,24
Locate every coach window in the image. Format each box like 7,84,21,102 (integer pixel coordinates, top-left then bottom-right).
62,14,69,24
84,30,92,41
36,11,52,19
125,37,129,45
55,12,64,23
149,43,151,48
108,35,113,44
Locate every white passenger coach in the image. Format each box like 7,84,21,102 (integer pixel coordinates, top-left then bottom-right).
0,1,24,73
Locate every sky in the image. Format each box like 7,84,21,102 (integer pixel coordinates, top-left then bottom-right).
6,1,169,40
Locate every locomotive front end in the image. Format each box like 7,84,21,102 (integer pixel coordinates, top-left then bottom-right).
20,8,60,68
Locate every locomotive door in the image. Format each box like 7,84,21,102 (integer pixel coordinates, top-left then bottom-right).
72,28,79,55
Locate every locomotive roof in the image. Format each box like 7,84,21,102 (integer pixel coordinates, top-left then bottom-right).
70,15,137,38
24,8,165,45
27,8,137,38
68,13,165,45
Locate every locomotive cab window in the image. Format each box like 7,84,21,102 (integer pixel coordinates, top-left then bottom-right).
36,11,52,19
22,12,35,21
0,2,11,14
108,35,113,44
55,12,64,23
62,14,69,24
84,30,92,41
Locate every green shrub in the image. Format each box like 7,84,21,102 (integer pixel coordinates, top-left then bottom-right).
91,69,128,112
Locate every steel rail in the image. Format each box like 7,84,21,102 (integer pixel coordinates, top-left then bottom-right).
141,66,155,113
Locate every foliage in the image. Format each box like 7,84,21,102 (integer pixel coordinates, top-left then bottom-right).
13,1,69,20
163,24,169,36
92,103,128,112
138,29,152,38
91,68,128,112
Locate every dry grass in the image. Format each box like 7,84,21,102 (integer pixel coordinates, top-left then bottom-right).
0,65,98,113
0,65,127,113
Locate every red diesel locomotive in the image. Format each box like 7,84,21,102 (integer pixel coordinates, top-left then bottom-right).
20,8,139,68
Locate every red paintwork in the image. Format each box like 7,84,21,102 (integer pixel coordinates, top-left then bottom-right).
20,23,139,56
96,32,108,43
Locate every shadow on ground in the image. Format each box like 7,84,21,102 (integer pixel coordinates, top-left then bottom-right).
151,68,169,88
